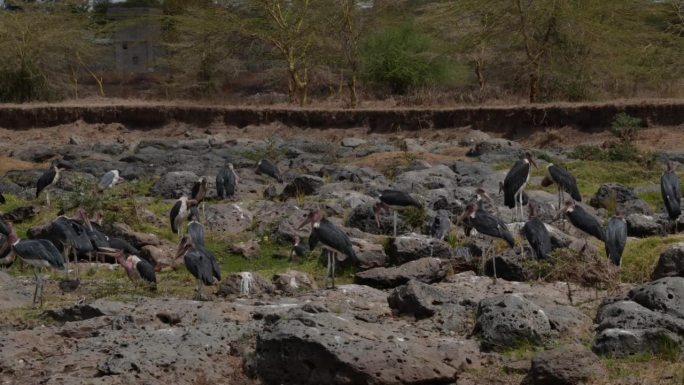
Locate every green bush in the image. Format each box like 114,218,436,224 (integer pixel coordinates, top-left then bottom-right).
611,113,642,143
361,25,450,94
0,68,56,103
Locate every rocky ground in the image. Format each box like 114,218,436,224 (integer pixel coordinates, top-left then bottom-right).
1,119,683,385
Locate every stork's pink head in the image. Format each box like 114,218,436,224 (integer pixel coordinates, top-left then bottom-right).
298,209,323,230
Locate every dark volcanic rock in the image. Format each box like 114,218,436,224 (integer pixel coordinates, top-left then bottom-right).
466,138,523,163
387,235,452,265
346,202,411,235
387,279,450,319
651,243,684,279
523,344,604,385
254,310,457,385
280,174,325,198
150,171,198,198
592,328,682,357
628,277,684,319
595,300,684,335
474,294,552,350
355,257,449,288
590,183,652,215
626,213,663,237
45,304,106,322
484,247,530,282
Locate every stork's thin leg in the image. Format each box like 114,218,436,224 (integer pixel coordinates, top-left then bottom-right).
202,202,206,223
331,251,337,290
393,211,397,237
32,269,39,306
64,246,70,280
46,191,51,208
39,274,44,307
519,189,524,221
492,246,498,284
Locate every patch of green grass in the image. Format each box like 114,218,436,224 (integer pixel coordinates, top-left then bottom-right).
499,339,543,359
638,190,662,212
403,206,426,229
621,235,684,283
494,162,513,171
564,161,661,197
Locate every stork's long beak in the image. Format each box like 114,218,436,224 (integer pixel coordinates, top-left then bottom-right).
297,216,310,230
482,192,495,207
530,158,538,169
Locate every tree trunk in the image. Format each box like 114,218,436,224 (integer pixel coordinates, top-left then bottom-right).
348,73,357,108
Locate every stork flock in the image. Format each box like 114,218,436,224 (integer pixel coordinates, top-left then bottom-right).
0,150,681,307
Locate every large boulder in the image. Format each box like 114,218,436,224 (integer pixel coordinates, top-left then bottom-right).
652,243,684,279
393,164,458,192
628,277,684,319
387,234,452,265
626,213,663,237
346,202,410,235
150,171,199,199
523,344,604,385
280,174,325,199
387,279,450,319
355,257,449,289
466,138,523,163
474,294,552,351
253,310,457,385
593,328,682,358
350,238,388,269
484,247,530,282
590,183,652,215
595,300,684,335
204,203,253,234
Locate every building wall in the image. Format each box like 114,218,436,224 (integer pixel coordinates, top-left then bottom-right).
107,7,163,74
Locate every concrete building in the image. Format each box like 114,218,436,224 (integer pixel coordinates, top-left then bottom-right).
107,6,164,74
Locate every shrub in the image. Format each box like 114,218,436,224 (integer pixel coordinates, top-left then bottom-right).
611,112,642,143
361,25,450,94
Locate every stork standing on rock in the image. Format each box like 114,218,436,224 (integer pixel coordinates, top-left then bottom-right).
187,211,205,247
605,208,627,267
256,159,283,183
503,152,537,221
557,199,604,250
216,163,239,200
97,170,125,192
661,161,681,233
459,202,514,282
170,196,198,239
374,189,422,237
191,177,209,220
541,163,581,209
299,208,358,289
3,222,65,307
175,235,221,300
522,203,551,261
36,160,71,207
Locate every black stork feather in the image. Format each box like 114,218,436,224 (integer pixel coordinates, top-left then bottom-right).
545,164,582,201
256,159,283,183
461,203,514,247
661,162,681,220
188,220,205,247
523,218,551,260
0,191,5,204
605,215,627,266
106,237,140,255
561,201,605,241
379,189,422,208
503,158,532,209
216,164,238,199
36,167,57,198
134,256,157,284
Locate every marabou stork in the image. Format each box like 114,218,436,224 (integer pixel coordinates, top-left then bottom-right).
522,203,551,260
558,200,604,244
191,177,209,220
291,235,310,260
661,161,681,233
170,196,198,239
503,152,537,221
187,215,205,247
459,202,514,281
374,189,422,237
97,170,125,192
76,208,111,262
298,209,358,289
36,160,71,207
103,248,156,288
605,208,627,267
4,222,64,307
106,237,140,256
256,159,283,183
430,210,451,241
216,163,239,199
541,163,581,209
176,235,221,300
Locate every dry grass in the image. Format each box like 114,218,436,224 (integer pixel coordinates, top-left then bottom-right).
0,156,42,175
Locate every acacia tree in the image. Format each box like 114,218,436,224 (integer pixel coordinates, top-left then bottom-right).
0,3,102,102
240,0,314,106
333,0,364,107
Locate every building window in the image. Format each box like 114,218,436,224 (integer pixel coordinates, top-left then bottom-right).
122,43,128,50
132,56,139,65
